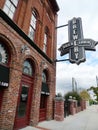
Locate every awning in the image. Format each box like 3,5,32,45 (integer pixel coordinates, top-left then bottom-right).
0,64,9,87
41,82,50,95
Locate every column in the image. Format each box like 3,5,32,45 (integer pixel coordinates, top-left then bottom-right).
54,97,65,121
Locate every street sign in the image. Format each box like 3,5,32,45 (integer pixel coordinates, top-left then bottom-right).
59,17,98,65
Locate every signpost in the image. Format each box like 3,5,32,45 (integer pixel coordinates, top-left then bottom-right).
59,17,98,65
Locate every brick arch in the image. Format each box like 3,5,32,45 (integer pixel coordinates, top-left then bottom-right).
44,26,50,35
0,34,18,125
14,56,38,129
42,68,52,95
22,55,39,75
31,7,41,45
39,68,52,121
32,7,40,19
0,34,17,65
43,68,51,82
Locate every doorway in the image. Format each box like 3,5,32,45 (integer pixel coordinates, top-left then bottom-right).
14,59,34,129
14,75,33,129
39,94,47,121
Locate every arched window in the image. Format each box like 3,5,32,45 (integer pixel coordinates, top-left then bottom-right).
3,0,19,19
43,27,49,53
42,72,46,83
23,60,33,76
28,9,38,41
0,43,9,65
0,42,10,111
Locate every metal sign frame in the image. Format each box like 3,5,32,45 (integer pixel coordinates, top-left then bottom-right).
59,17,98,65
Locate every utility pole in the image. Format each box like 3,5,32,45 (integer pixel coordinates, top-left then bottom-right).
72,77,75,92
75,80,77,92
96,76,98,87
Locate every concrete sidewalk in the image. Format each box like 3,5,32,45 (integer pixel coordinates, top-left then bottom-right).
20,105,98,130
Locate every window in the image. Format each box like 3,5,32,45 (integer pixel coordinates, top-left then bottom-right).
18,85,29,117
43,33,48,53
40,94,47,109
28,10,37,41
23,60,33,76
0,43,9,64
3,0,18,19
43,27,49,53
42,72,46,83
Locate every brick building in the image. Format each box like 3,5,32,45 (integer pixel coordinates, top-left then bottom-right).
0,0,59,129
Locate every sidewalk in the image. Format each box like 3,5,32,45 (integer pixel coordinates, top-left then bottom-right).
20,105,98,130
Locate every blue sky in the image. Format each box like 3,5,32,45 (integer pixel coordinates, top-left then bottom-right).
56,0,98,96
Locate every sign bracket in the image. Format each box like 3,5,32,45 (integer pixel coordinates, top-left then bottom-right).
56,24,68,29
54,59,69,62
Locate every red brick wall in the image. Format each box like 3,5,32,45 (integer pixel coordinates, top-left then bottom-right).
54,97,64,121
0,0,58,129
12,0,57,60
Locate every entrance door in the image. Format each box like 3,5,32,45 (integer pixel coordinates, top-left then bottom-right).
39,94,47,121
14,78,33,129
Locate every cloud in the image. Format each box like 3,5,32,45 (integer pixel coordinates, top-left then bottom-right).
56,0,98,96
56,61,98,95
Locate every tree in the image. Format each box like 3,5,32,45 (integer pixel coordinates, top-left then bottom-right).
87,86,98,101
80,90,90,100
64,91,81,102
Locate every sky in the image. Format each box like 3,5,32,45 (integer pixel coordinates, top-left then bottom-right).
56,0,98,97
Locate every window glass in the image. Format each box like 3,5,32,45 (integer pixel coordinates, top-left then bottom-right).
42,72,46,83
3,0,18,19
31,12,36,29
18,85,29,117
29,27,35,41
0,43,8,64
43,33,47,53
40,94,46,109
13,0,18,6
28,10,37,41
23,60,33,76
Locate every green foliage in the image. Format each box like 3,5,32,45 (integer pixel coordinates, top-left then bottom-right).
89,99,98,105
64,91,81,102
80,90,90,100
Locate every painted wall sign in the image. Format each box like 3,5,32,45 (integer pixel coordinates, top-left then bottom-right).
59,17,98,64
0,64,9,87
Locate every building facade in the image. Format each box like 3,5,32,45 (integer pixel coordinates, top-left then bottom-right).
0,0,59,129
